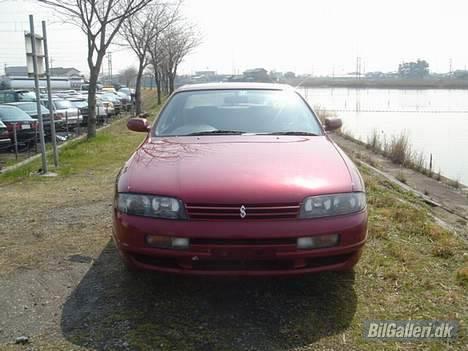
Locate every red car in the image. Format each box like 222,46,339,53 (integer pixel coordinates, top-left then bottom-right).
113,83,367,276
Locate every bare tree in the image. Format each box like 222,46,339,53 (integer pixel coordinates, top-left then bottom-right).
120,1,179,114
38,0,154,138
148,32,165,104
119,66,138,87
159,23,200,94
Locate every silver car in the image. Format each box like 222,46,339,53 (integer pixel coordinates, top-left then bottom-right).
42,99,83,128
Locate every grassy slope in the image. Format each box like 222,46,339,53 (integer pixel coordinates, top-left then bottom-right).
0,91,466,350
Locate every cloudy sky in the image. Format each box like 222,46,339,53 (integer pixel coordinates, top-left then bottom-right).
1,0,467,77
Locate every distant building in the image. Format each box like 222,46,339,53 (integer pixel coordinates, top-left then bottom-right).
5,66,28,77
243,68,270,82
195,70,216,77
50,67,82,78
4,65,82,78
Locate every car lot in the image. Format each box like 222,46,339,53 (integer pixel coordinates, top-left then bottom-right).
0,87,134,169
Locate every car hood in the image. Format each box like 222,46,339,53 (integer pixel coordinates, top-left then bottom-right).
121,136,353,204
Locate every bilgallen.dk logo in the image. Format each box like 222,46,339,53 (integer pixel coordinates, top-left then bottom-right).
363,320,459,341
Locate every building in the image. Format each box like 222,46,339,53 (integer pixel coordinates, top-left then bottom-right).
242,68,271,82
4,66,28,77
4,66,82,78
49,67,82,78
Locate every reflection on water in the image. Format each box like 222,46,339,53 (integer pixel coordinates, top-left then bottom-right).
300,87,468,185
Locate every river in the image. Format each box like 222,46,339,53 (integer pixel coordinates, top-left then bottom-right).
299,87,468,186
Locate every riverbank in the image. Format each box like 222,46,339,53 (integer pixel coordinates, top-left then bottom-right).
289,77,468,89
330,132,468,236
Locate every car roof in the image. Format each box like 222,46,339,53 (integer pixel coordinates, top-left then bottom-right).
5,102,34,106
0,104,21,109
174,82,294,93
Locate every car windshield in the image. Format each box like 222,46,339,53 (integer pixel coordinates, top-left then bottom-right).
0,106,33,121
13,103,49,114
154,89,323,136
54,100,73,109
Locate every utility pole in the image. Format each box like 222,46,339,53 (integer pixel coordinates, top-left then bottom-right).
449,58,453,77
27,14,48,174
356,56,362,80
42,20,59,167
107,51,112,85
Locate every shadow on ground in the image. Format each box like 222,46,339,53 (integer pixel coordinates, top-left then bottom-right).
61,241,357,350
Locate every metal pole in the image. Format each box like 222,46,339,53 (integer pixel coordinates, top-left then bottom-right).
42,20,58,167
13,124,18,160
65,111,69,137
29,14,47,173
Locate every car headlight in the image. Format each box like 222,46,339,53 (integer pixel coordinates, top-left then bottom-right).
299,192,366,218
117,193,186,219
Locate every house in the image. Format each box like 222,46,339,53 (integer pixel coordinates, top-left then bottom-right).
49,67,82,78
242,68,271,82
5,66,28,77
4,66,82,79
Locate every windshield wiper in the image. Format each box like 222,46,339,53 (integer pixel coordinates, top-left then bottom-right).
185,130,246,136
257,131,320,136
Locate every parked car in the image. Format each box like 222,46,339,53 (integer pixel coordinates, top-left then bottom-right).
0,105,37,146
102,87,117,93
98,93,122,114
118,87,134,96
80,93,115,117
5,102,61,133
113,83,368,275
67,98,108,125
116,92,132,111
41,99,83,128
0,120,10,149
0,90,36,103
80,83,103,92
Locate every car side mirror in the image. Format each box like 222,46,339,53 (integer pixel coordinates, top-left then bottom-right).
324,117,342,132
127,118,150,132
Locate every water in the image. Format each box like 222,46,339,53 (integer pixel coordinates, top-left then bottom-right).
299,88,468,186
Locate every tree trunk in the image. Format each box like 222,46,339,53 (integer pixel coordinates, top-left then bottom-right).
154,70,161,105
169,73,174,94
87,68,99,138
135,62,145,115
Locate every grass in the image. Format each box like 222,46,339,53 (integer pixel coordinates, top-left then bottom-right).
345,128,467,189
0,91,467,350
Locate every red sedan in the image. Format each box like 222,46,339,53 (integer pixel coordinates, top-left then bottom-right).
113,83,367,276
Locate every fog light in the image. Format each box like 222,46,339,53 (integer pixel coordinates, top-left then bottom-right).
297,234,339,249
146,235,190,249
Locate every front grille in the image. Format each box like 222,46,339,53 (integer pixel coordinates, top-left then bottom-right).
191,237,296,245
185,203,300,220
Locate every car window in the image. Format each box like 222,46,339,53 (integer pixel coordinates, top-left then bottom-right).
0,106,32,121
17,92,36,102
0,91,16,103
54,100,73,109
14,103,49,114
154,89,322,136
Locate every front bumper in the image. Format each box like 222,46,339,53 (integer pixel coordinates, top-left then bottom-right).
112,210,367,276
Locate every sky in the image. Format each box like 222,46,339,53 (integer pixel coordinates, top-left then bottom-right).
1,0,468,77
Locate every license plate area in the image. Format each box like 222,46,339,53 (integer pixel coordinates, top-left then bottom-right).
211,247,276,259
21,124,31,130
